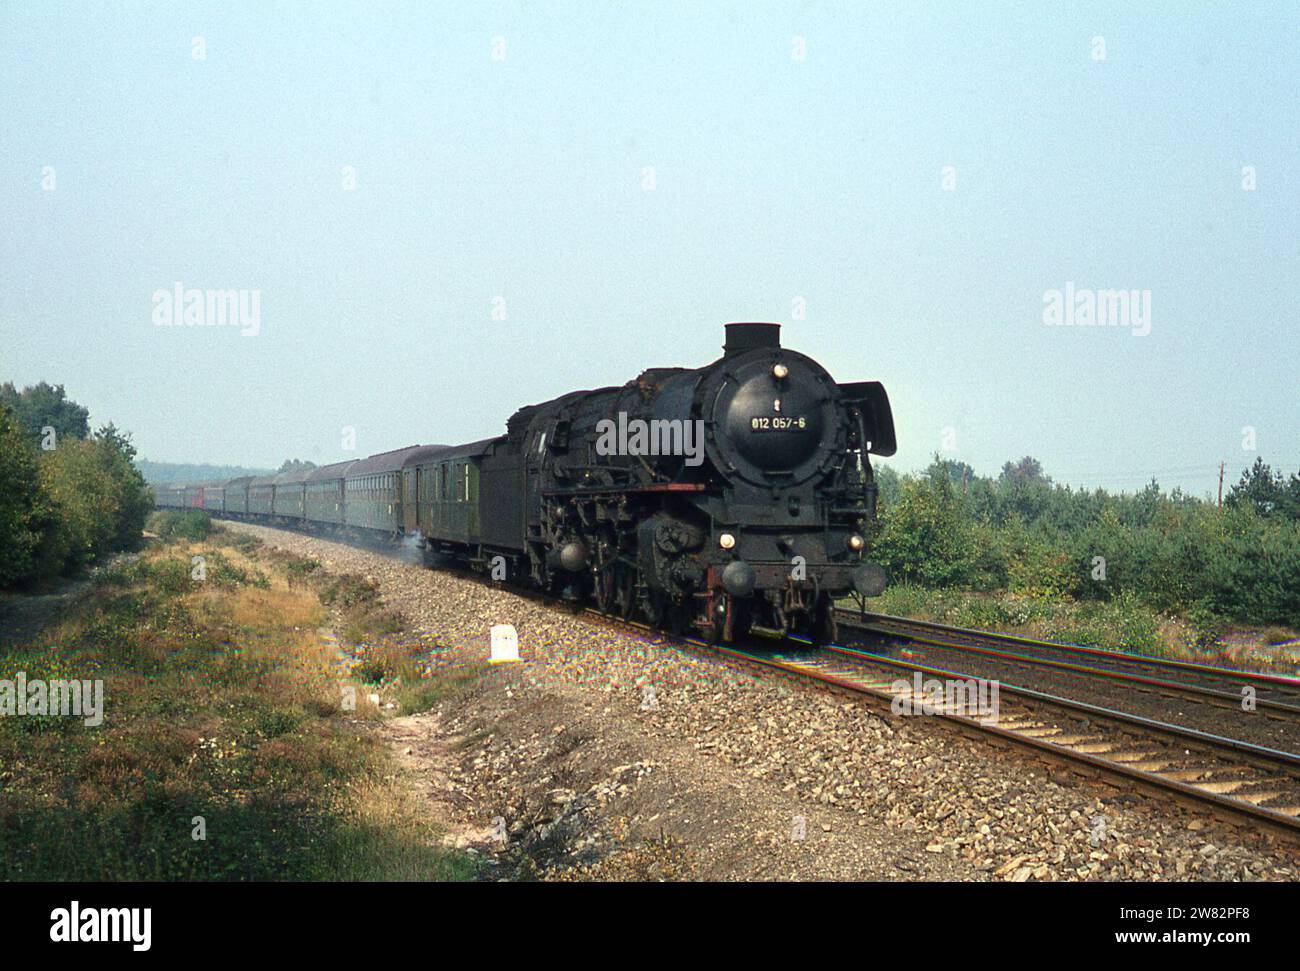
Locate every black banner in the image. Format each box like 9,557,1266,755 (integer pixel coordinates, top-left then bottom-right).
0,880,1287,957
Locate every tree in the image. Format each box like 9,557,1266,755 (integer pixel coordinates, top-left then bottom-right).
999,456,1050,486
1226,457,1284,517
1204,507,1300,626
278,459,317,473
0,405,51,586
0,381,90,444
35,428,152,577
94,424,151,554
872,462,901,511
874,476,979,587
994,457,1055,526
925,455,977,489
1279,469,1300,522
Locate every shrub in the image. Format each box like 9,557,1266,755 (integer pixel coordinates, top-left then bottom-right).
1044,592,1164,655
147,509,213,542
0,406,50,586
34,432,151,579
873,477,979,588
144,557,193,596
874,461,1300,632
319,575,381,609
202,550,269,589
1203,509,1300,626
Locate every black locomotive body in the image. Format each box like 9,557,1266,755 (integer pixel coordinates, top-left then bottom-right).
157,322,895,646
477,322,895,643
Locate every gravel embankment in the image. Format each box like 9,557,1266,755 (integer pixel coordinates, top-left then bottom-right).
228,522,1300,881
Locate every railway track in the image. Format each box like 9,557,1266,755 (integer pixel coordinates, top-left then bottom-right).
677,634,1300,839
570,604,1300,838
838,609,1300,714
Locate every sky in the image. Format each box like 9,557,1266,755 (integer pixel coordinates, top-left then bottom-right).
1,2,1297,498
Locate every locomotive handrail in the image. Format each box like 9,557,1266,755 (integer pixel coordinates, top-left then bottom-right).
542,483,709,497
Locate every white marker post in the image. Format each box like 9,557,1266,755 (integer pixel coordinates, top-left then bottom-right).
489,624,520,663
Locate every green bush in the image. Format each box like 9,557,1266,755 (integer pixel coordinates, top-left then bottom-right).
147,509,213,542
0,393,150,590
144,557,193,596
320,575,381,609
36,441,110,575
1203,509,1300,626
0,406,51,586
1045,592,1165,656
874,477,980,588
872,458,1300,631
32,431,151,580
90,559,145,588
201,549,269,589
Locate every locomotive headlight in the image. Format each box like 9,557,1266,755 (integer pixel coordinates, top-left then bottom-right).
719,532,736,550
772,363,789,380
847,533,865,551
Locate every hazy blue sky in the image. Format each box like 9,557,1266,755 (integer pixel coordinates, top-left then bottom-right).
2,2,1296,497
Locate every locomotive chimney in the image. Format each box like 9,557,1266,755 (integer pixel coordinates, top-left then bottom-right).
723,322,781,357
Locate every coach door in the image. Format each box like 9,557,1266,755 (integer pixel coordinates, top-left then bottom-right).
402,468,418,533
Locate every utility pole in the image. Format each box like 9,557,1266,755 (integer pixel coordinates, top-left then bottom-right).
1218,460,1226,508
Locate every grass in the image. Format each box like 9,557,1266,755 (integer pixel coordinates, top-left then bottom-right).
0,535,479,881
254,546,484,714
861,584,1214,660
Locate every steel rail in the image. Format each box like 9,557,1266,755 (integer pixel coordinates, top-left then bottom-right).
579,613,1300,837
839,610,1300,713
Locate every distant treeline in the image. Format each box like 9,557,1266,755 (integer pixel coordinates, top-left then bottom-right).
137,458,314,483
872,456,1300,628
0,382,152,587
137,460,272,484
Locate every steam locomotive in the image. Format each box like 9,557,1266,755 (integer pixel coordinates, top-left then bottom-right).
156,323,895,645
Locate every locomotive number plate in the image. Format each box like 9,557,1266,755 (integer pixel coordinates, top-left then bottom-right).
751,416,806,431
